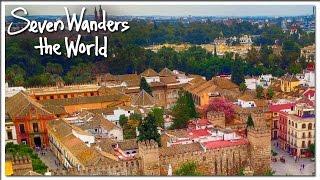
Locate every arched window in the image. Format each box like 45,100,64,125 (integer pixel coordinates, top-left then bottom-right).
308,123,312,130
302,124,306,129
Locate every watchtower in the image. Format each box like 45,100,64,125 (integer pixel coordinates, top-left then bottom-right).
138,139,160,175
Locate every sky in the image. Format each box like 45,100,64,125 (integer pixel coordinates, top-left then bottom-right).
5,5,314,17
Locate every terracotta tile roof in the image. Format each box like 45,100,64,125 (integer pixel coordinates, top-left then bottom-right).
141,68,158,77
159,68,174,77
132,90,155,107
47,119,103,166
253,99,268,108
203,139,248,149
27,84,101,96
238,92,255,101
160,76,179,84
39,93,130,107
165,129,189,138
118,139,138,150
211,77,239,90
159,143,203,156
303,88,315,98
42,104,66,115
96,138,117,153
149,81,166,87
269,103,295,112
76,111,119,131
188,129,211,138
6,91,53,118
187,79,217,95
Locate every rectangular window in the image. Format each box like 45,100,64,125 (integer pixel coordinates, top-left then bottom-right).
19,124,25,134
33,123,39,133
7,130,13,140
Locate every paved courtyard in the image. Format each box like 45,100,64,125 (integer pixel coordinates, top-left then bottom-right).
271,141,315,176
36,149,64,171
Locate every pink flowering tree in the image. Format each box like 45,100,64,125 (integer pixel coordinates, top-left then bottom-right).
202,98,235,123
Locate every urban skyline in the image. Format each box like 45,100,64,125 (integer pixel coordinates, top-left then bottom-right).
5,5,314,17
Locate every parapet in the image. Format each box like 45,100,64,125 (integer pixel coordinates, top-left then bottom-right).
138,139,159,150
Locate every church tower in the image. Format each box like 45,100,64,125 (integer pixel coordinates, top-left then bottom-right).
99,5,103,22
94,7,98,22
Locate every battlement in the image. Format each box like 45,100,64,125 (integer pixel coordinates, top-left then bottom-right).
52,159,140,176
138,139,159,150
208,111,225,118
11,155,32,165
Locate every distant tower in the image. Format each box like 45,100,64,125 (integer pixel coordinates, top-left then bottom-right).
94,7,98,21
138,140,160,175
247,121,271,175
99,5,103,22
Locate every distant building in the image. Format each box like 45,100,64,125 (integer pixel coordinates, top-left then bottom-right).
5,113,18,145
280,75,300,93
5,82,25,98
239,35,253,45
300,44,315,62
286,103,315,157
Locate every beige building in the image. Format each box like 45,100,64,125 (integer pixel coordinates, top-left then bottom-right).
300,44,315,62
287,103,315,157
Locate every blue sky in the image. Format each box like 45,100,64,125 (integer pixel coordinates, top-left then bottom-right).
5,5,314,17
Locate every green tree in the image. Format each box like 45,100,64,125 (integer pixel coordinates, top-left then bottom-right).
5,65,26,86
5,143,47,174
246,114,254,128
119,114,128,127
46,62,63,75
185,91,198,118
256,85,264,99
171,91,197,129
129,113,143,121
137,113,161,146
140,77,152,95
264,169,275,176
174,161,202,176
267,88,275,99
239,82,247,93
150,108,164,128
231,62,245,85
308,143,315,156
236,168,245,176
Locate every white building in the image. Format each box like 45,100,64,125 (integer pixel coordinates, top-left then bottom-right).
5,114,18,145
66,111,124,141
239,35,253,45
104,107,135,125
5,82,26,97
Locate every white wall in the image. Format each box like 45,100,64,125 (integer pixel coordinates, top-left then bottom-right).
5,124,18,144
72,130,95,147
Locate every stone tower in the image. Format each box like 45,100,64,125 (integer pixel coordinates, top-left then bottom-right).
138,140,160,176
207,111,225,128
247,124,271,175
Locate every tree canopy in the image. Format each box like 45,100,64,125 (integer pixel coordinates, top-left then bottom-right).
137,113,161,145
174,161,203,176
171,91,198,129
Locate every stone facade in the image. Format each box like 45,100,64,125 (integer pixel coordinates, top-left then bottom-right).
53,127,271,176
11,156,33,176
207,111,226,128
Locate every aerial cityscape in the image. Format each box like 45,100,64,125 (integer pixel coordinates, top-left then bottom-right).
4,4,316,176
